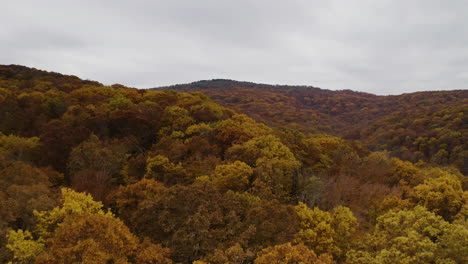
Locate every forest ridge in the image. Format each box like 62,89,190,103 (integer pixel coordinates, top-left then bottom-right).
0,64,467,264
160,79,467,175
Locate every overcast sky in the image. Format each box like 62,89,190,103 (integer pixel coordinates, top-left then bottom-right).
2,0,467,95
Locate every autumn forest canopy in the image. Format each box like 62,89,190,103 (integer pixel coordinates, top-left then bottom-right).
0,65,467,264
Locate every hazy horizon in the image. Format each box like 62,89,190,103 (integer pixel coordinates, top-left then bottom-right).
2,0,468,95
6,63,468,97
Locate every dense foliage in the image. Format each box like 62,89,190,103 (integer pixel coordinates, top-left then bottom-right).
162,79,467,174
1,65,466,263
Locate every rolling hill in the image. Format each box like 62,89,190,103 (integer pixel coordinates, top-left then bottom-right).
158,80,468,174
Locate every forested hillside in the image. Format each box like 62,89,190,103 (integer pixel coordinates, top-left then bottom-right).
1,65,467,264
161,80,468,175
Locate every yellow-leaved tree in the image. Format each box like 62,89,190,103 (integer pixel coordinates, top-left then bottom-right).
346,206,467,264
226,135,300,200
6,188,172,264
211,161,253,192
293,202,358,260
413,169,466,221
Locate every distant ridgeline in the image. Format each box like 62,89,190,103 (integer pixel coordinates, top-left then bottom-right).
158,79,468,175
0,65,466,264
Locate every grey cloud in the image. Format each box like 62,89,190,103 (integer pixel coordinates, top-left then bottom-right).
1,0,467,94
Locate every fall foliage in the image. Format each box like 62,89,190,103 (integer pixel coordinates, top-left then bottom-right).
0,65,466,263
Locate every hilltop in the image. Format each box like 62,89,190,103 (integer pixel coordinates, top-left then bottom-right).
158,79,468,174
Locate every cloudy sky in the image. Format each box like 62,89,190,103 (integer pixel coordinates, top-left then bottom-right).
2,0,467,94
